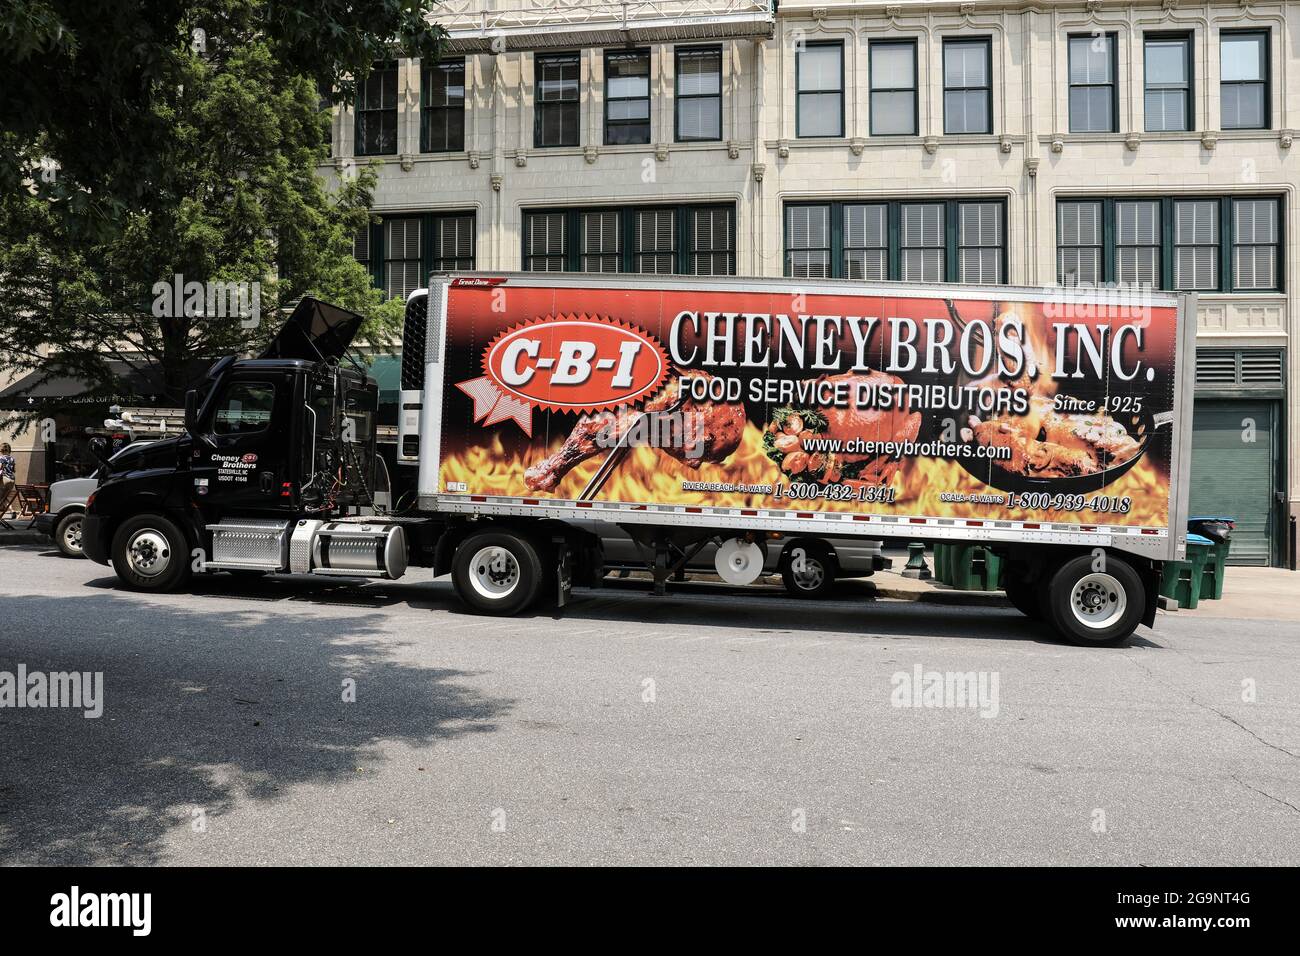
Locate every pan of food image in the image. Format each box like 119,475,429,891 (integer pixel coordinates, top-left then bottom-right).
956,396,1174,495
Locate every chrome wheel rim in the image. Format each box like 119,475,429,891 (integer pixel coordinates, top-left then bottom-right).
126,528,172,578
792,557,826,591
1070,572,1126,629
62,517,83,553
469,546,519,600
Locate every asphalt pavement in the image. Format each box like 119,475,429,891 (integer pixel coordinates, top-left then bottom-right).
1,543,1297,866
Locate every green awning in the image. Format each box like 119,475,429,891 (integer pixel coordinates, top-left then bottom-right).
365,354,401,403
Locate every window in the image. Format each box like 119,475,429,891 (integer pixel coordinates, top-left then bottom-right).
1057,200,1104,285
525,212,567,272
523,205,735,275
1144,34,1192,132
958,202,1004,283
1115,200,1160,286
786,205,832,278
1173,200,1218,290
1234,198,1278,290
944,38,991,134
214,383,275,435
384,217,424,300
636,208,676,274
1068,34,1117,133
796,42,843,137
581,210,622,272
676,46,721,141
605,50,651,145
843,204,887,280
1221,31,1268,130
351,213,476,298
901,203,944,281
421,59,466,152
355,63,398,156
535,53,580,147
785,200,1006,282
1056,196,1281,291
870,40,918,135
690,206,735,276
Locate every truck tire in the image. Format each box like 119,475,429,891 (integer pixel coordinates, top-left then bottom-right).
452,530,544,616
54,511,85,558
1044,553,1144,647
780,541,836,599
110,513,192,592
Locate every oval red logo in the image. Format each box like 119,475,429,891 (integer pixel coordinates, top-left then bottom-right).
483,314,670,413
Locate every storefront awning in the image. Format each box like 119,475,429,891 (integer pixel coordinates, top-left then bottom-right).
0,362,161,411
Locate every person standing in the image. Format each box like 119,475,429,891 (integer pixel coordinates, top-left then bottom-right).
0,442,16,515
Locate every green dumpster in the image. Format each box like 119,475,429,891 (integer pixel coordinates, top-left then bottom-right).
1189,516,1234,601
1160,534,1213,609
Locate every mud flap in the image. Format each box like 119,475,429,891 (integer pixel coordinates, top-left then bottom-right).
556,544,572,608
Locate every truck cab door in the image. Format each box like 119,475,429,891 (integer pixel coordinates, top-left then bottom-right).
192,373,295,514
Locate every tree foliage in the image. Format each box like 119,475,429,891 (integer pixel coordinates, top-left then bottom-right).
0,0,445,422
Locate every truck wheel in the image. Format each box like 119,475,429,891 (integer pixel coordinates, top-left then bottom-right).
1003,574,1040,619
110,514,192,592
780,542,835,599
1045,553,1144,647
452,530,543,616
54,512,85,558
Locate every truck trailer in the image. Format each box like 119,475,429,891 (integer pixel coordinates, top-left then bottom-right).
83,273,1195,646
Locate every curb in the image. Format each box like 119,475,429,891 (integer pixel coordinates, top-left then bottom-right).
0,532,48,546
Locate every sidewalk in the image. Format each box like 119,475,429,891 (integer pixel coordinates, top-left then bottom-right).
0,529,47,545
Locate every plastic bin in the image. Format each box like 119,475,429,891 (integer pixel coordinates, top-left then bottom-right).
1188,516,1234,601
937,543,1004,591
1160,533,1214,609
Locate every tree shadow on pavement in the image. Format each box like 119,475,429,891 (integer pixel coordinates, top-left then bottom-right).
0,592,510,865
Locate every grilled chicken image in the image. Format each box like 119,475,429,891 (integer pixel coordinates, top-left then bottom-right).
523,373,744,493
764,371,922,484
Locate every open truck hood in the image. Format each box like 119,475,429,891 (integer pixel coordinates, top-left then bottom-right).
260,296,365,363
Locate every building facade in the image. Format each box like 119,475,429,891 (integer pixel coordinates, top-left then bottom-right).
323,0,1299,565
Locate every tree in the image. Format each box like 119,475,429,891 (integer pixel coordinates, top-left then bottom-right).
0,0,446,422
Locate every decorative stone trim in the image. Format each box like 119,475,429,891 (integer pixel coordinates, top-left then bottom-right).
513,149,528,167
655,143,670,162
850,137,866,156
726,140,741,159
584,145,599,164
1280,130,1294,149
999,134,1013,153
1025,156,1040,177
1124,132,1140,151
399,153,415,171
922,135,938,154
1200,131,1218,151
777,139,791,158
467,151,480,169
751,162,766,183
490,173,503,191
1050,135,1065,153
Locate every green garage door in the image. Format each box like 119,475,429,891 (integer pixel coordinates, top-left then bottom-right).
1189,400,1279,566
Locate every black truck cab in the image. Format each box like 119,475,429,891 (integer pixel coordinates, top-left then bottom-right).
82,299,385,587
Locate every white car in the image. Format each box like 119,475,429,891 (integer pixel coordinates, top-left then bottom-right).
580,522,888,599
35,442,153,557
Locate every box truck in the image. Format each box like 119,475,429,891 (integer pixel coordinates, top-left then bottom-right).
83,274,1195,646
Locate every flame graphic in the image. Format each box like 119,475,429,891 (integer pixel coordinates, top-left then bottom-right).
439,421,1170,527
